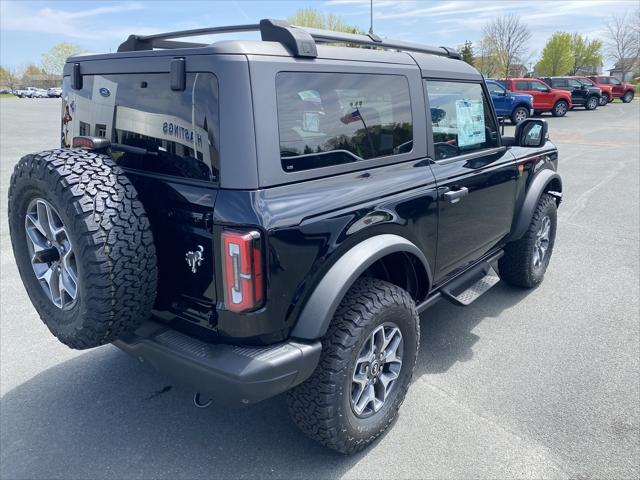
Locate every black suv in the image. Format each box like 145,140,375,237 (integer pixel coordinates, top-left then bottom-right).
539,76,602,110
7,19,562,454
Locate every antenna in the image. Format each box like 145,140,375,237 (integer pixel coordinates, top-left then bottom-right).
369,0,374,35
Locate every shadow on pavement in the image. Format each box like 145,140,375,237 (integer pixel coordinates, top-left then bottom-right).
0,283,533,480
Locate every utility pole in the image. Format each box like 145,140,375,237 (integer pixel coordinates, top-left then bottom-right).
369,0,374,34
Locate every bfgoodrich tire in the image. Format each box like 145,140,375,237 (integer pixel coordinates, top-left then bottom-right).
287,278,419,454
499,193,557,288
8,149,157,349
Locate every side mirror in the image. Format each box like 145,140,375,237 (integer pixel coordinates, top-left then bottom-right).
515,118,548,148
502,90,509,96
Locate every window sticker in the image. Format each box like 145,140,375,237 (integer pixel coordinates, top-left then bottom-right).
455,99,485,147
302,111,320,132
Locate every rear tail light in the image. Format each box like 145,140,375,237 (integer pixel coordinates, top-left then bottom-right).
221,230,264,313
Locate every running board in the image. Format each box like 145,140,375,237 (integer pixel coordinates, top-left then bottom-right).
440,252,503,306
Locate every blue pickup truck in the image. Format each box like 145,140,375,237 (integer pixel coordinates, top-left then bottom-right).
485,79,533,124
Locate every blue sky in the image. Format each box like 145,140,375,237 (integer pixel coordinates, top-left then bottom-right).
1,0,637,70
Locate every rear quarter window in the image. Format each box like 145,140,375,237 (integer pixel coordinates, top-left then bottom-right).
275,72,413,173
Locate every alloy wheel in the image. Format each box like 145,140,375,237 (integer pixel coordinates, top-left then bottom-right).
350,323,404,418
532,215,551,269
24,198,78,309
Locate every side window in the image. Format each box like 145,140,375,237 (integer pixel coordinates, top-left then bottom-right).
275,73,413,172
553,78,567,88
515,80,530,90
567,79,582,88
424,80,499,161
487,82,506,96
530,81,550,92
610,77,621,85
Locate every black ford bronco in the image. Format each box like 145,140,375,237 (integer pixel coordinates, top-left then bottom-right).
8,20,562,453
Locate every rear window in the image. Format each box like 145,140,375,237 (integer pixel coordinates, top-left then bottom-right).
275,72,413,173
62,73,219,182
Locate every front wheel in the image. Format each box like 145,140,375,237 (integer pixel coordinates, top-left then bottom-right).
510,106,530,124
499,193,557,288
585,96,599,110
598,94,608,106
287,278,419,454
621,91,634,103
552,100,569,117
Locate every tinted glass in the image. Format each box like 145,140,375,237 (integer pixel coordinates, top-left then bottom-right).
552,78,567,87
609,77,621,85
62,73,219,182
580,78,595,86
494,79,508,88
276,72,413,172
486,81,506,96
424,80,499,161
530,81,549,92
515,80,530,90
567,79,582,88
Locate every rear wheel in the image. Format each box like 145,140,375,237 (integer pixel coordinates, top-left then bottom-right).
621,91,634,103
8,149,158,349
510,106,530,124
287,278,419,454
500,193,557,288
552,100,569,117
585,96,599,110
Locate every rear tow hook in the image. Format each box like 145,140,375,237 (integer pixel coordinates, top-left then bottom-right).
193,392,213,409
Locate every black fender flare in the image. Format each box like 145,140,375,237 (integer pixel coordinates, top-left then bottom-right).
290,234,432,340
509,169,562,241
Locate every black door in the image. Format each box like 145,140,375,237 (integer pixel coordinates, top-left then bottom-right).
424,79,517,282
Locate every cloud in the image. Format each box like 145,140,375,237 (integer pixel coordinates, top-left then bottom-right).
1,2,147,39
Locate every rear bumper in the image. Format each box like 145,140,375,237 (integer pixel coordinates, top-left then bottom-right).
114,322,321,405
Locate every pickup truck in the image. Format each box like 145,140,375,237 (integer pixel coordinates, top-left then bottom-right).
496,78,572,117
587,76,635,103
485,79,533,124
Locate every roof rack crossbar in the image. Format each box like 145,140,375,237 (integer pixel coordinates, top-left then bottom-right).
116,18,460,60
297,26,461,60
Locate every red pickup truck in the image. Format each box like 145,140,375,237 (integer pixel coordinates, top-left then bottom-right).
497,78,572,117
588,76,635,103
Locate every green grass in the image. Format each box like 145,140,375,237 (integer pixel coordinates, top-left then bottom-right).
0,93,16,98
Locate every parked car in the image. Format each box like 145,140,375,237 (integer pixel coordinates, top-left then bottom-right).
538,76,601,110
47,87,62,98
14,87,40,98
587,75,635,103
31,88,49,98
485,79,533,124
496,78,572,117
572,76,612,106
7,19,562,454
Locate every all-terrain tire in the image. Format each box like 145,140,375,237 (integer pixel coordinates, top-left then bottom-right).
621,91,634,103
287,277,419,454
8,149,157,349
499,193,557,288
552,100,569,117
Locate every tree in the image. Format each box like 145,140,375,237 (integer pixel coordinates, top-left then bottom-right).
536,32,573,76
0,65,23,90
41,43,84,76
482,14,532,78
287,8,363,34
604,12,639,79
475,38,500,77
570,34,603,75
459,40,474,66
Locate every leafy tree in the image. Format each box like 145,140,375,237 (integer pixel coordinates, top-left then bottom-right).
482,15,531,78
475,38,500,77
287,8,363,34
570,34,603,75
41,43,85,76
459,40,474,66
536,32,573,76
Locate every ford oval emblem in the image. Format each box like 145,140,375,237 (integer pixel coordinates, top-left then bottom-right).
99,87,110,97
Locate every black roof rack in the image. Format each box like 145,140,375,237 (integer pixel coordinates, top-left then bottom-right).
117,18,460,60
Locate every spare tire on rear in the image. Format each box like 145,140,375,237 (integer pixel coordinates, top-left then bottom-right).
8,149,157,349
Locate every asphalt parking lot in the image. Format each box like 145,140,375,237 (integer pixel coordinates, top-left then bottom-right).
1,97,638,479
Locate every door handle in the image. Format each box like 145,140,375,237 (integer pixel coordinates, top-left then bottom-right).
443,187,469,204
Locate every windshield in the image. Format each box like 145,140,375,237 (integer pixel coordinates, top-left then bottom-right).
577,78,595,86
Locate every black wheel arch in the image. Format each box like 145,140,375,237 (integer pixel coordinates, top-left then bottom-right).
290,234,431,340
509,169,562,242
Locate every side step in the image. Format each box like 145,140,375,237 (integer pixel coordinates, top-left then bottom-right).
440,252,503,306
